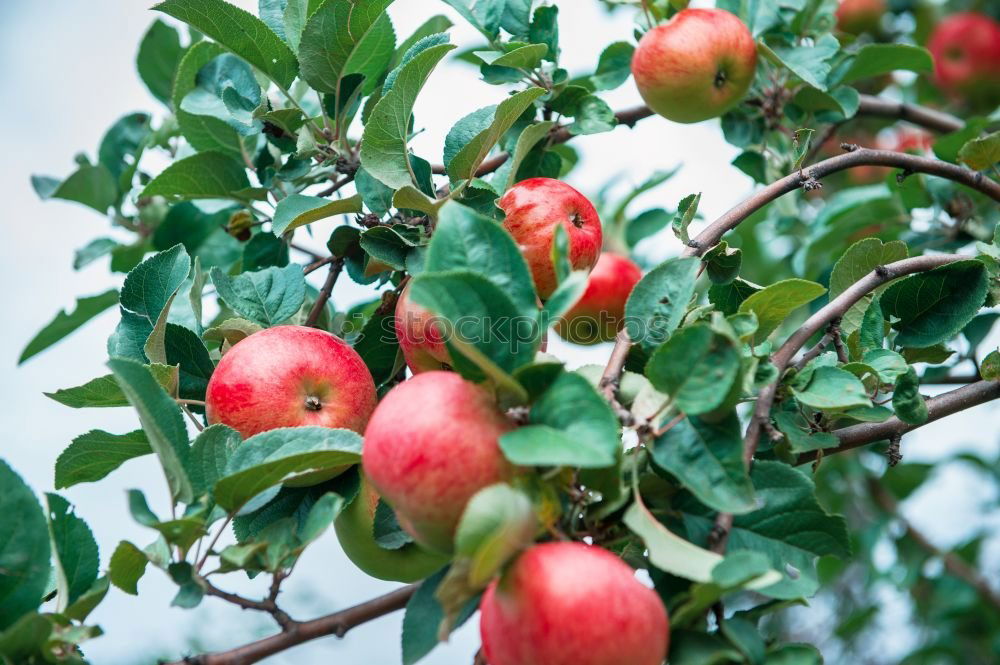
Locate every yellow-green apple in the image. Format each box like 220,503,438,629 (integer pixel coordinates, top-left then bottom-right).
928,12,1000,105
362,371,514,552
479,542,670,665
632,9,757,123
394,284,451,373
333,474,449,582
835,0,885,35
554,252,642,345
205,325,377,437
498,178,602,299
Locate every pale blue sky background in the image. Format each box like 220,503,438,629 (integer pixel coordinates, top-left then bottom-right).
1,1,997,663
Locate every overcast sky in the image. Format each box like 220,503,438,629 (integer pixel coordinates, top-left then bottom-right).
1,1,997,663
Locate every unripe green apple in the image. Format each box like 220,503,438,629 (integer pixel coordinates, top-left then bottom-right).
498,178,602,300
927,12,1000,106
632,9,757,124
835,0,885,35
554,252,642,345
480,542,670,665
362,371,514,552
333,474,449,582
395,283,452,374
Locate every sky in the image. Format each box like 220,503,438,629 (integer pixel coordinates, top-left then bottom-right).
0,1,997,664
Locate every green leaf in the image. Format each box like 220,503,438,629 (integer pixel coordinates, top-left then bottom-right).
32,163,118,214
670,193,701,245
881,260,988,348
179,54,263,136
108,358,193,504
203,318,262,348
772,405,839,454
99,112,153,187
982,350,1000,380
791,366,871,411
646,324,741,415
73,237,120,270
679,461,850,598
55,430,152,489
624,496,723,583
187,424,241,497
243,233,290,271
591,41,634,91
652,413,755,514
44,494,99,611
109,541,149,595
0,460,51,629
360,225,423,270
373,499,412,550
213,427,362,512
792,85,860,119
624,208,671,248
710,278,761,315
446,88,545,183
442,0,504,40
829,238,908,335
494,120,553,191
19,290,118,364
454,484,536,586
957,131,1000,171
892,367,928,425
499,371,620,468
271,193,364,235
128,490,206,552
401,567,479,665
738,279,826,344
702,242,742,285
211,264,306,327
766,34,839,90
838,44,933,85
137,19,184,104
529,5,559,62
393,15,454,67
625,256,701,352
173,41,248,158
64,575,110,622
426,202,537,316
475,43,548,69
154,0,299,89
408,270,538,391
299,0,395,97
141,151,250,200
360,41,456,188
567,94,617,135
121,244,192,328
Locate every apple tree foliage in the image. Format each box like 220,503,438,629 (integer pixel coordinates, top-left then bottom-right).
8,0,1000,663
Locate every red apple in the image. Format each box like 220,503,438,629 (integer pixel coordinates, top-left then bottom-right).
554,252,643,345
835,0,885,35
928,12,1000,104
498,178,602,300
632,9,757,124
362,371,514,552
480,542,670,665
205,325,377,438
333,474,449,582
395,283,451,374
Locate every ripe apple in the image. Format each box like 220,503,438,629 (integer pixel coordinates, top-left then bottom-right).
632,9,757,124
362,371,514,552
395,284,451,374
333,474,449,582
498,178,602,300
927,12,1000,105
554,252,642,345
835,0,885,35
480,542,670,665
205,325,377,438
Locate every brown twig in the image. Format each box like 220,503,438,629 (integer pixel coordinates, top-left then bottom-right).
708,254,965,553
290,242,324,262
201,577,295,631
164,584,417,665
598,329,635,425
305,258,344,328
303,255,335,275
797,380,1000,464
866,475,1000,611
683,148,1000,259
855,96,963,134
315,173,356,198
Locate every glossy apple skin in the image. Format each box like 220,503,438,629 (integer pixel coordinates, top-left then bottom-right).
835,0,885,35
555,253,643,345
632,9,757,124
362,371,514,552
205,326,377,438
480,542,670,665
395,284,451,374
498,178,602,299
333,474,449,582
928,12,1000,104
